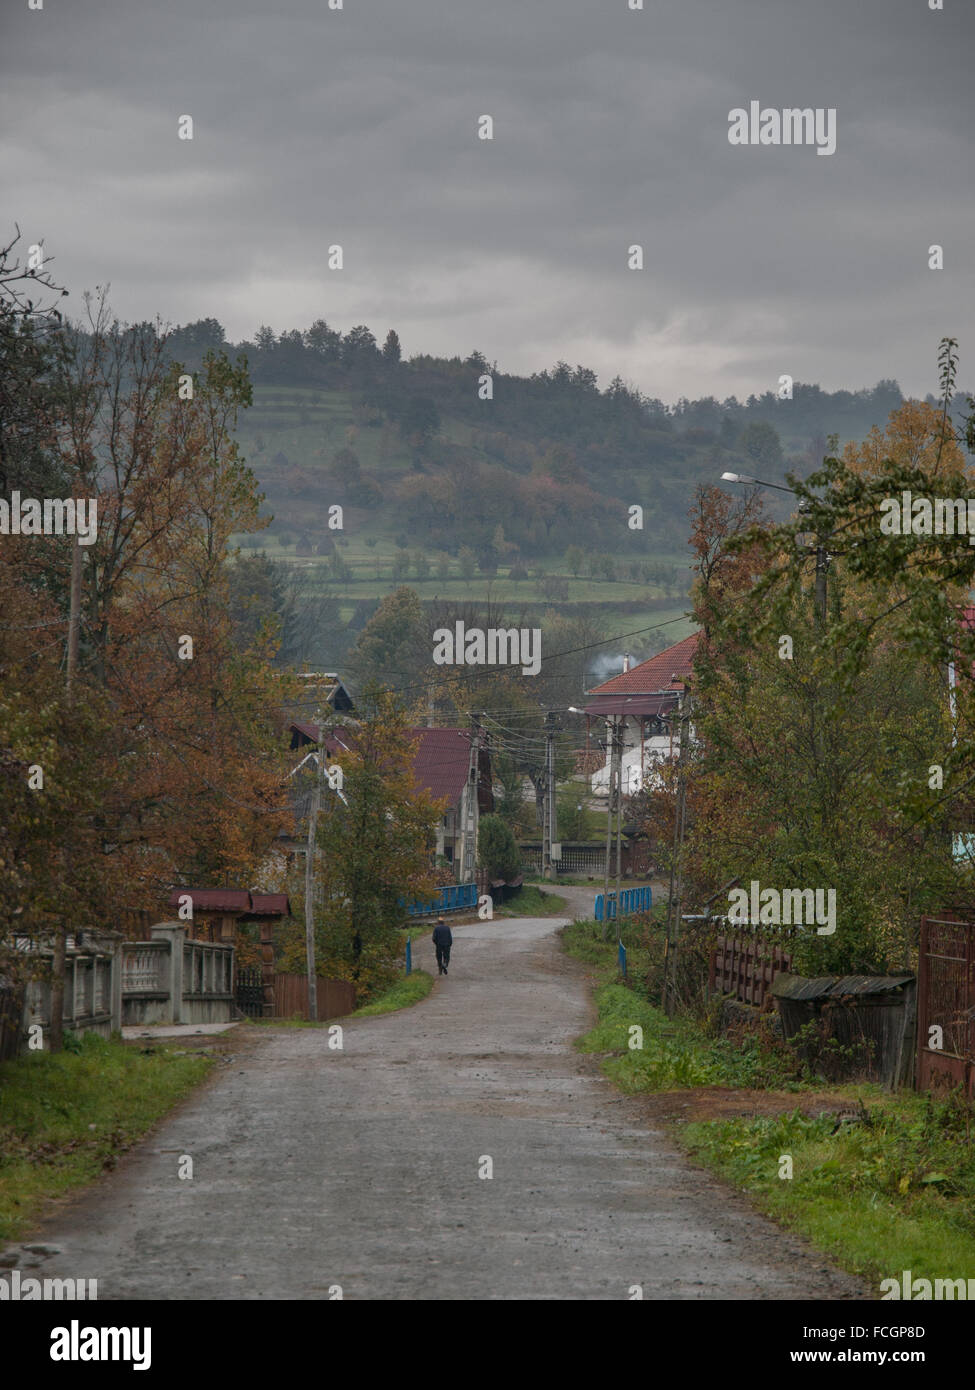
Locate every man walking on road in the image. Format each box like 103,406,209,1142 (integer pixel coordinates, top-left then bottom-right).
432,917,452,975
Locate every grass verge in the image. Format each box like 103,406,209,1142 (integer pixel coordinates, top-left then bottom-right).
575,981,800,1092
0,1032,213,1243
350,969,434,1018
563,916,975,1285
495,886,568,917
679,1099,975,1287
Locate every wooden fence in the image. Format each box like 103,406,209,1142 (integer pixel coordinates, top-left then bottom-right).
917,915,975,1098
272,973,356,1021
709,935,793,1011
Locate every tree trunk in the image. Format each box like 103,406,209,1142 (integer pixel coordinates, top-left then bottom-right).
48,923,66,1053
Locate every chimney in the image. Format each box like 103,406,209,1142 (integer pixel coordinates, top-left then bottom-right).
622,652,631,673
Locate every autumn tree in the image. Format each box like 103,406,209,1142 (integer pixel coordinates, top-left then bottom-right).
677,346,975,974
49,296,294,897
1,268,296,1053
310,687,442,989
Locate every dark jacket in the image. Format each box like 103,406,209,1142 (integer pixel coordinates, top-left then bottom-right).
432,923,453,947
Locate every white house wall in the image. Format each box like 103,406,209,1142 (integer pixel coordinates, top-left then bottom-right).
591,734,676,797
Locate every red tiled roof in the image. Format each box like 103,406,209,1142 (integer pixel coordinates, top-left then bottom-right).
588,632,700,695
290,720,321,743
584,692,680,719
167,889,251,913
246,894,291,916
290,723,481,809
166,889,291,917
409,727,473,806
291,722,354,754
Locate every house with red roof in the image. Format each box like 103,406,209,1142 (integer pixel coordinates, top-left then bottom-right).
284,721,493,872
584,631,700,796
409,727,493,869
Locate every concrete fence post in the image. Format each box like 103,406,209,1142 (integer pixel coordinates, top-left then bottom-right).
150,922,186,1024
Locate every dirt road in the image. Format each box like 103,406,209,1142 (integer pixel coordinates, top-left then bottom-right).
4,910,865,1299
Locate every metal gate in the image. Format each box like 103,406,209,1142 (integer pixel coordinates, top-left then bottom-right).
235,966,265,1018
916,916,975,1097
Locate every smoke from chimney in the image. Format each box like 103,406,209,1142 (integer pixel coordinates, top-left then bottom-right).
588,652,624,683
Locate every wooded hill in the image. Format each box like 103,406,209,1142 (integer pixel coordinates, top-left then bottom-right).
166,317,918,564
157,318,971,674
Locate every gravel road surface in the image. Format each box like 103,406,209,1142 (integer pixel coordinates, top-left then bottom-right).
3,905,865,1300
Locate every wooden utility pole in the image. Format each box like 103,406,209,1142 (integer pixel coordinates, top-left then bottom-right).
303,747,322,1022
50,534,84,1054
66,536,82,691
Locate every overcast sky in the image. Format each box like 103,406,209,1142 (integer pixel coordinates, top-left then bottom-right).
2,0,971,403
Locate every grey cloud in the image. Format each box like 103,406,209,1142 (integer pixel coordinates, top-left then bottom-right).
1,0,971,399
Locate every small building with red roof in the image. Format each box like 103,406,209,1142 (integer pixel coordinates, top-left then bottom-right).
165,888,292,943
284,722,492,872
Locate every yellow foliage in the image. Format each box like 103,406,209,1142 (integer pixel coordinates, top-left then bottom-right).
842,399,969,483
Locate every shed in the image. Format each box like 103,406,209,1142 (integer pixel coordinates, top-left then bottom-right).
771,972,916,1089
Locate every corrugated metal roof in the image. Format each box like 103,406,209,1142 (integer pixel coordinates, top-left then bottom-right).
771,972,914,1000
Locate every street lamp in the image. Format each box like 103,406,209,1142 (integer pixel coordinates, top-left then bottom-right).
721,470,796,495
720,471,829,623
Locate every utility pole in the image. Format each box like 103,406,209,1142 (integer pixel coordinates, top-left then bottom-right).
542,711,560,880
615,756,624,917
66,536,82,692
459,712,481,884
542,740,550,881
303,746,323,1022
601,717,622,940
663,700,689,1016
814,539,829,625
50,534,83,1054
614,728,625,896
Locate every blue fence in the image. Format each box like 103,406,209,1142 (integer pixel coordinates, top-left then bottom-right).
594,885,653,922
404,882,478,918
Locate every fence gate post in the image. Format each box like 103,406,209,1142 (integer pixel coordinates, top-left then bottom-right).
405,938,412,976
